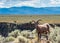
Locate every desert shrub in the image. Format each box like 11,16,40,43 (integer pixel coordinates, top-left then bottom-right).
49,27,60,43
21,30,31,38
0,35,5,43
5,36,15,42
16,35,29,43
32,29,36,34
8,29,21,38
32,29,37,36
21,30,37,40
56,35,60,43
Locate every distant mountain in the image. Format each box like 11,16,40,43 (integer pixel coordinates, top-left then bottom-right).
0,6,60,15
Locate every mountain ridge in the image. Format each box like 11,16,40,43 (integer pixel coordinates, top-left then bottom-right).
0,6,60,15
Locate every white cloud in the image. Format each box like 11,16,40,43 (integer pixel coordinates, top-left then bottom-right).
50,0,60,5
0,2,4,4
0,0,60,8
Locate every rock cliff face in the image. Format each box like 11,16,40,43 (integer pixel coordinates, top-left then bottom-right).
0,22,60,37
0,22,35,37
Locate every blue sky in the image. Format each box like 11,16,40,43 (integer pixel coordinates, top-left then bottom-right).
0,0,60,8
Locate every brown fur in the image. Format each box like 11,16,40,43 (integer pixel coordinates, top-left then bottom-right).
36,23,50,41
32,20,50,41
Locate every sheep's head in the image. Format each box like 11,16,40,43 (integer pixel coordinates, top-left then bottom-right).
30,20,36,24
37,19,42,24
